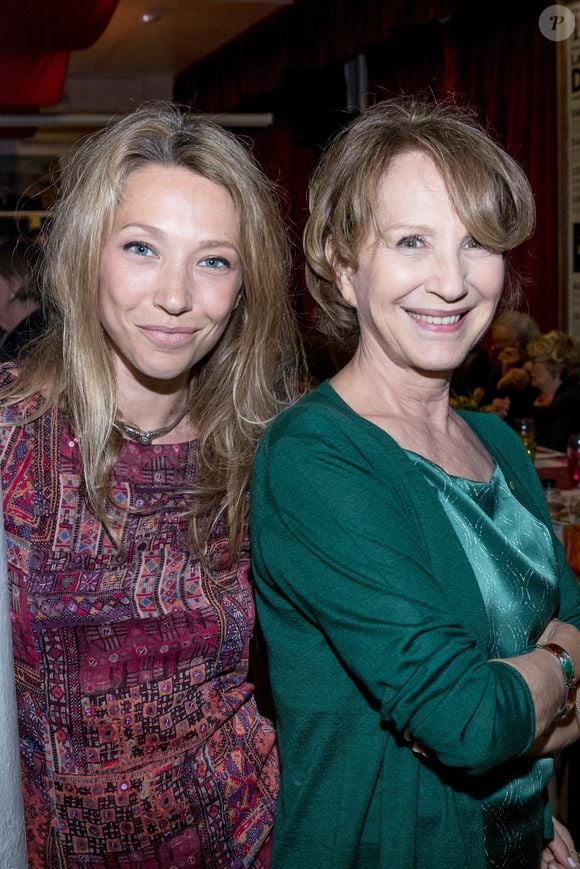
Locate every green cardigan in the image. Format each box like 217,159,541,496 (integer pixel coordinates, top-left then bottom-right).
250,381,580,869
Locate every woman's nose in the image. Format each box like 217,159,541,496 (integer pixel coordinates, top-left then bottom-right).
427,251,468,301
153,262,193,314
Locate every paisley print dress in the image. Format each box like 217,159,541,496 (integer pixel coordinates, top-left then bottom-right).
1,383,277,867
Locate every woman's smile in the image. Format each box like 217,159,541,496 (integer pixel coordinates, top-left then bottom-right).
404,308,468,330
336,150,505,381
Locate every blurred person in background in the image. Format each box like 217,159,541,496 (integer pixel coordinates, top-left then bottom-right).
525,330,580,452
0,237,45,360
490,310,540,367
478,310,540,422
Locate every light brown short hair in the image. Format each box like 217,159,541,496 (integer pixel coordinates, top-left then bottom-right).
304,98,535,346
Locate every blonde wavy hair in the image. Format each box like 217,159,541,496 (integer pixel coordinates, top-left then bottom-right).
304,98,536,347
3,102,301,558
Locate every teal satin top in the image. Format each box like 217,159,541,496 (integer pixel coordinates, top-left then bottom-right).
406,455,557,868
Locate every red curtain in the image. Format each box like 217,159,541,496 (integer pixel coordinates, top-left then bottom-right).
0,0,119,107
365,3,558,328
176,0,560,331
0,1,119,52
0,53,70,107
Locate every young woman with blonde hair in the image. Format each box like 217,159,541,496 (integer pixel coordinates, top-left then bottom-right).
1,101,300,867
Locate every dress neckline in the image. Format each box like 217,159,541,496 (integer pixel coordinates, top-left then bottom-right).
404,448,498,486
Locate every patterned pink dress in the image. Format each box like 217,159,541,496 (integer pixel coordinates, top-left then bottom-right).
1,382,278,867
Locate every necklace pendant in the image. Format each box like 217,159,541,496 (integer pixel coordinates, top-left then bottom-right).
113,406,189,445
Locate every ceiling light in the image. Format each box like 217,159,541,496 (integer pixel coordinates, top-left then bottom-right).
141,8,161,24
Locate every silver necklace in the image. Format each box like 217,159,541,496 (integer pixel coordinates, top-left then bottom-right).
113,406,189,445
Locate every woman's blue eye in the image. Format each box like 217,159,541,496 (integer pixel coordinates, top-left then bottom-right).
465,237,484,249
397,235,423,249
124,241,154,257
200,255,229,269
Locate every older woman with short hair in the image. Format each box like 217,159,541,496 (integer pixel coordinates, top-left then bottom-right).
526,330,580,452
251,99,580,869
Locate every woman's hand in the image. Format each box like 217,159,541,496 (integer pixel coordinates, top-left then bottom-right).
526,620,580,754
534,392,554,409
484,397,511,418
537,620,580,671
530,705,580,755
540,817,579,868
497,346,522,373
536,620,580,667
537,619,565,646
497,366,529,390
500,620,580,752
532,623,580,755
403,731,430,758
